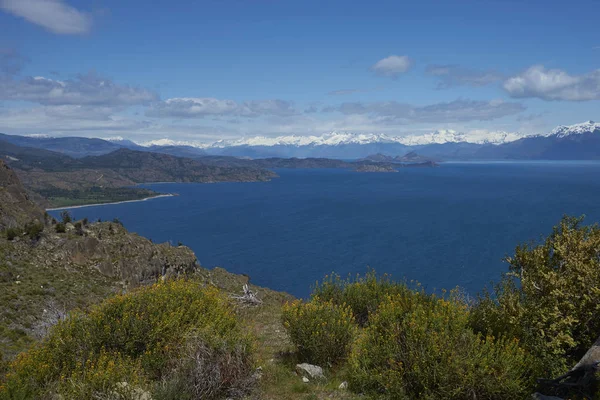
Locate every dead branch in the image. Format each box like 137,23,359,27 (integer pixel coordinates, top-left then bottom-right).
230,284,262,307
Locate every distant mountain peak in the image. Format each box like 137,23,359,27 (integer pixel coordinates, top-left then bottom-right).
551,121,600,138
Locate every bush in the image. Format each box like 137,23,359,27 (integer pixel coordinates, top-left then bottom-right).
55,223,66,233
73,221,83,235
470,216,600,376
312,270,415,326
154,335,256,400
60,211,72,224
24,222,44,240
348,292,538,399
4,227,21,241
282,298,355,366
0,280,255,400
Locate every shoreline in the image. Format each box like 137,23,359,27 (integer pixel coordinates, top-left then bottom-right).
45,194,174,211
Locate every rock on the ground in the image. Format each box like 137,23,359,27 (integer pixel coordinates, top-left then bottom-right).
339,381,348,390
296,363,325,380
302,377,309,383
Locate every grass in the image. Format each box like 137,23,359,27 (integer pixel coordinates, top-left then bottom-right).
0,242,120,357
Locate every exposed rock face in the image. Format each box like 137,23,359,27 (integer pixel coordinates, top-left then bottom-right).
0,160,45,230
29,222,199,286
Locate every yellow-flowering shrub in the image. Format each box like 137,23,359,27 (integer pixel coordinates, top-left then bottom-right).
282,298,355,366
349,293,539,400
0,280,255,400
470,216,600,377
312,270,417,326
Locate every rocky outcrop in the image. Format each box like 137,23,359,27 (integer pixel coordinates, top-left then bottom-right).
0,160,45,230
28,222,199,286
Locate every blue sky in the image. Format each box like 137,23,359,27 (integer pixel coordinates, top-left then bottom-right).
1,0,599,143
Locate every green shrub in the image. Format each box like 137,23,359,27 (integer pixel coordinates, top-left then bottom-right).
0,280,255,399
470,216,600,377
349,292,538,399
55,223,66,233
24,222,44,240
312,270,415,326
4,227,21,241
282,298,355,366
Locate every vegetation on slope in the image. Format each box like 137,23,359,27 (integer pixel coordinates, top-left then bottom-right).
1,143,277,207
1,157,599,399
279,217,600,399
0,280,255,400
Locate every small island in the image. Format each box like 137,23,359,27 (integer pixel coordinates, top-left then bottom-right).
354,164,398,173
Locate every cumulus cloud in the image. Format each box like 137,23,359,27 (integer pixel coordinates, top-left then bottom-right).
325,99,525,123
146,97,296,118
0,72,158,106
426,64,503,89
371,55,413,78
503,65,600,101
0,0,92,34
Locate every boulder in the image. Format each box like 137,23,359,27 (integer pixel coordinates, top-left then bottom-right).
295,363,324,380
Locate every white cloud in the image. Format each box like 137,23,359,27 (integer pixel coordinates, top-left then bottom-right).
327,99,525,123
146,97,296,118
0,0,92,34
0,72,158,106
503,65,600,101
371,55,413,78
426,64,503,88
0,106,150,132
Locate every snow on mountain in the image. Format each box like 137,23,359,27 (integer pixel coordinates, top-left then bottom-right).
550,121,600,138
162,129,529,149
210,132,404,148
127,121,599,150
138,138,210,148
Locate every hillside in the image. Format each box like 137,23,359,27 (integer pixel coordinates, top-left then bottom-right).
79,148,276,183
0,162,292,361
0,161,45,230
0,144,278,207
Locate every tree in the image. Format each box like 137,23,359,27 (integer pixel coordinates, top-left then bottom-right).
60,211,72,224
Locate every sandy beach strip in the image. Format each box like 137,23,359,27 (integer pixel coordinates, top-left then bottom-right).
46,194,174,211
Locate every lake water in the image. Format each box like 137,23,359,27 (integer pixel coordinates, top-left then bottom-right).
50,162,600,298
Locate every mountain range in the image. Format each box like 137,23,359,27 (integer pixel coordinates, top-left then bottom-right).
1,121,600,160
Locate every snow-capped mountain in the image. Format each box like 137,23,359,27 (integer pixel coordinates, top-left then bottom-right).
550,121,600,138
3,121,600,160
396,129,526,146
134,129,531,151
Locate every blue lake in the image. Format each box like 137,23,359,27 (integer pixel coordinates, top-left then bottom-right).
50,162,600,298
